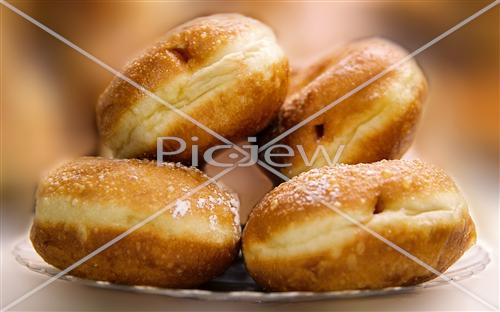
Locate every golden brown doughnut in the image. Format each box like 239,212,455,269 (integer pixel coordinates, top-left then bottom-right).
261,38,427,178
97,14,289,162
242,160,476,291
31,157,240,288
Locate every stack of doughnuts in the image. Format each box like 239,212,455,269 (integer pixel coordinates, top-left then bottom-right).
31,13,477,292
33,13,286,288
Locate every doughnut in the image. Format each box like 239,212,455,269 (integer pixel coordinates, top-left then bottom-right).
97,14,289,162
261,38,427,178
242,160,476,291
30,157,240,288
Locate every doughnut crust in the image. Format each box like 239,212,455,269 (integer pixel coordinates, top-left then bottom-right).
97,14,288,162
263,38,427,178
242,160,476,291
31,157,240,288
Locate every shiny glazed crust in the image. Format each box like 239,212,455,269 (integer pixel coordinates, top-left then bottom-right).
31,157,240,287
97,14,288,161
262,38,427,178
242,160,476,291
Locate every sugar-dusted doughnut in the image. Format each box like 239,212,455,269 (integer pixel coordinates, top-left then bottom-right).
243,160,476,291
97,14,288,162
261,38,427,178
31,157,240,287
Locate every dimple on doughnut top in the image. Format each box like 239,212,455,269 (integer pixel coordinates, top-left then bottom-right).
31,157,240,288
265,38,427,178
97,14,289,161
242,160,476,291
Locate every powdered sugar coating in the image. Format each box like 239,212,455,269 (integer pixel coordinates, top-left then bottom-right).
37,157,241,239
246,159,464,231
197,198,207,208
172,200,190,218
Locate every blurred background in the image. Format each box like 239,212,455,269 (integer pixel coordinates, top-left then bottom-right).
1,1,498,309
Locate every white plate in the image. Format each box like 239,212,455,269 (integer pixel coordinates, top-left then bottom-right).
13,239,490,302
